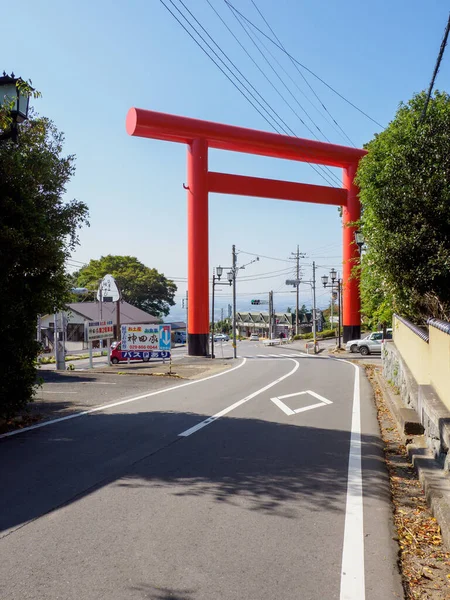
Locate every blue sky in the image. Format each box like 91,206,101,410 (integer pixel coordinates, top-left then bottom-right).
3,0,449,320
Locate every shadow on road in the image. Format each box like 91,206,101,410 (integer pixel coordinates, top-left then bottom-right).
0,405,389,536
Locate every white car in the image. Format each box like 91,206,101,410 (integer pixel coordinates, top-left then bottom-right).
250,334,259,341
346,334,370,353
357,330,392,355
214,333,229,342
346,329,393,354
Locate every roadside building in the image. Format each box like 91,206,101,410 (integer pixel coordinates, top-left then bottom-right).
235,310,325,338
40,302,159,351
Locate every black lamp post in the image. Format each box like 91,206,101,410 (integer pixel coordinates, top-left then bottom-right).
322,270,342,349
354,230,365,255
0,72,31,142
211,266,225,359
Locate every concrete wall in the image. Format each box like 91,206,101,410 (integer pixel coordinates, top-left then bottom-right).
384,316,450,462
392,315,430,385
391,315,450,410
429,324,450,411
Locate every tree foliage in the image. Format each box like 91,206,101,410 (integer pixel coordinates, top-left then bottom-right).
0,115,89,418
74,255,177,317
356,90,450,323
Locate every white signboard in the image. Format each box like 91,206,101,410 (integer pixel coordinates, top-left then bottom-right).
97,274,120,302
121,324,171,352
85,320,114,342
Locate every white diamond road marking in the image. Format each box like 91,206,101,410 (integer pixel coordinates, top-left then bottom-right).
270,390,333,416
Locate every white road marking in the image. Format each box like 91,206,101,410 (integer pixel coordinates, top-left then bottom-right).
0,358,248,440
45,381,116,385
80,382,117,385
339,361,365,600
179,359,300,437
41,391,78,395
293,401,327,414
271,397,295,415
270,390,333,415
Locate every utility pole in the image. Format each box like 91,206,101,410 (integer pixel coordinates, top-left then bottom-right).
232,244,237,359
312,261,317,353
291,246,306,335
338,278,342,349
211,272,216,359
268,290,274,339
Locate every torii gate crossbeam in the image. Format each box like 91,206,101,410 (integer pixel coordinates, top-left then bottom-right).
126,108,366,356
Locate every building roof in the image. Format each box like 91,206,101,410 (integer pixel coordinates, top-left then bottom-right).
67,301,159,324
165,321,187,330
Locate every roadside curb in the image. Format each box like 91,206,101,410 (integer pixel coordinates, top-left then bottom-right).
373,368,450,548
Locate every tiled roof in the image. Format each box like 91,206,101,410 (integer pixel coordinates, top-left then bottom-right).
67,301,159,324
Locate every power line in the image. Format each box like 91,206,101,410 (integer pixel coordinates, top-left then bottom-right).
159,0,281,133
224,2,342,186
224,0,384,128
207,0,346,151
237,249,291,263
161,0,339,188
420,12,450,124
226,2,329,142
249,0,355,147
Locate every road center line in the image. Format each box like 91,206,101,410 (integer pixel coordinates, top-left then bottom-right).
339,361,365,600
0,358,248,440
178,359,300,437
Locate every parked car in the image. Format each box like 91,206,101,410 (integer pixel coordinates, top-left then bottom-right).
357,329,392,355
174,331,186,344
214,333,229,342
250,333,259,341
345,329,392,354
346,334,370,353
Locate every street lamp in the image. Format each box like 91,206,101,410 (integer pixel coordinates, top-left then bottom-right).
0,72,31,141
354,230,365,255
211,266,227,359
322,269,342,349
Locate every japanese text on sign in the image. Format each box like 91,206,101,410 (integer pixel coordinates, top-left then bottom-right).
85,320,114,342
120,324,171,352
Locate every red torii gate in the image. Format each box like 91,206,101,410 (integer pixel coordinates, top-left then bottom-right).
126,108,367,356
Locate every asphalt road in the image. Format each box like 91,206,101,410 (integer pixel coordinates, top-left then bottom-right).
0,343,400,600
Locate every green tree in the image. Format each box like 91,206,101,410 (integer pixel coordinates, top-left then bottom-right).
74,255,177,317
215,319,231,334
0,114,89,418
356,90,450,323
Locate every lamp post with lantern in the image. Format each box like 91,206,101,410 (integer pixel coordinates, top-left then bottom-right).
354,230,365,255
210,265,224,359
0,72,31,142
322,269,343,349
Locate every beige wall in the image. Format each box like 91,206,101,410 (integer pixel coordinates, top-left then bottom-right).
393,316,429,385
393,316,450,410
429,326,450,410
